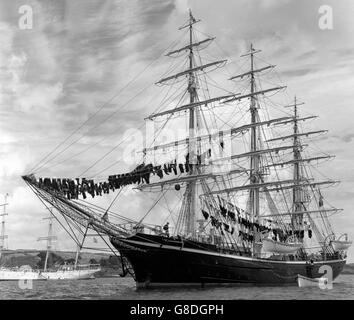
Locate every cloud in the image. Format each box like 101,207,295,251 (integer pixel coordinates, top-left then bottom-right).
259,0,292,9
175,0,190,13
0,0,180,251
332,133,354,143
280,67,316,78
0,144,30,178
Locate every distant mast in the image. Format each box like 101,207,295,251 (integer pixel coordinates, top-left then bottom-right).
38,211,57,272
0,194,9,260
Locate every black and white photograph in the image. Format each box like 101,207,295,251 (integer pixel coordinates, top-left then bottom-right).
0,0,354,308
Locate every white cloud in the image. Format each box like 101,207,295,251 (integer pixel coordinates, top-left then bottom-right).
16,82,63,113
175,0,190,13
0,130,32,178
260,0,292,9
0,147,29,178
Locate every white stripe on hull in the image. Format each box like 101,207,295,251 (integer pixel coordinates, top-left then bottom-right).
0,268,101,280
122,239,345,265
41,269,100,280
0,270,45,280
136,281,300,289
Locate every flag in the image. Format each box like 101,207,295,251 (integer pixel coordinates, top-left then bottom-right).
102,211,109,221
318,191,324,207
201,210,209,220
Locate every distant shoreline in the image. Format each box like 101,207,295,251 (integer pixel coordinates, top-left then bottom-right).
0,249,122,277
342,263,354,275
2,249,352,276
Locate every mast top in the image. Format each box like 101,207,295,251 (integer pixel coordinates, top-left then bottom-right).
189,8,194,20
284,96,305,109
241,43,262,57
178,9,200,30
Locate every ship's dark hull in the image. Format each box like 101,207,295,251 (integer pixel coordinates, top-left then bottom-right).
111,234,346,288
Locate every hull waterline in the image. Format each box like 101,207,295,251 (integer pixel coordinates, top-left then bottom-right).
0,269,46,281
41,268,100,280
111,234,345,289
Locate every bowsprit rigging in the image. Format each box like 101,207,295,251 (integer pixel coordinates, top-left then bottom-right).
22,10,351,289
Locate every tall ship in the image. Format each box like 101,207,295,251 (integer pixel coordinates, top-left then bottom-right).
22,11,351,288
0,195,100,280
38,211,101,280
0,194,45,280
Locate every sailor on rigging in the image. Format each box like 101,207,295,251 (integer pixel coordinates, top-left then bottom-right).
163,222,170,237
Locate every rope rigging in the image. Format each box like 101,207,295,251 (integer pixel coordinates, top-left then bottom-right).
21,10,348,266
30,31,188,175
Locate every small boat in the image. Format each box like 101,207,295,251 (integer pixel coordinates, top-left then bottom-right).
331,240,352,251
262,238,302,254
297,274,328,288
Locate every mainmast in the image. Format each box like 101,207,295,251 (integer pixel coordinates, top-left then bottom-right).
248,44,260,241
185,10,198,237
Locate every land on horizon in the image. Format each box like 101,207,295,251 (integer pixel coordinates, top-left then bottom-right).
0,249,122,277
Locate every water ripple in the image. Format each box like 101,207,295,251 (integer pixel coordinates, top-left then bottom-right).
0,275,353,300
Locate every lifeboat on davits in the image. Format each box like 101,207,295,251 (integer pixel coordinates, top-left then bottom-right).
331,234,352,251
262,238,302,254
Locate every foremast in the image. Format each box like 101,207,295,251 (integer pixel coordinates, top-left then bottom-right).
148,10,232,238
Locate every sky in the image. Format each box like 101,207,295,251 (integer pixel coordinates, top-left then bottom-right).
1,0,354,260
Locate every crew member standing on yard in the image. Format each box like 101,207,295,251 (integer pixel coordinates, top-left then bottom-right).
163,222,170,237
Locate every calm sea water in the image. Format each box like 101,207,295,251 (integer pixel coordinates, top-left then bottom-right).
0,275,353,300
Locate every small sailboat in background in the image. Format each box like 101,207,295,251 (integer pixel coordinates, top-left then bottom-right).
0,194,45,280
0,196,100,281
38,210,101,280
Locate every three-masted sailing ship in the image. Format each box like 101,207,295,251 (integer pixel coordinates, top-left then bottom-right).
22,11,351,288
0,196,100,280
38,212,101,280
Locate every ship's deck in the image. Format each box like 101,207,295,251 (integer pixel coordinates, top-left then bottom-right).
121,233,343,262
